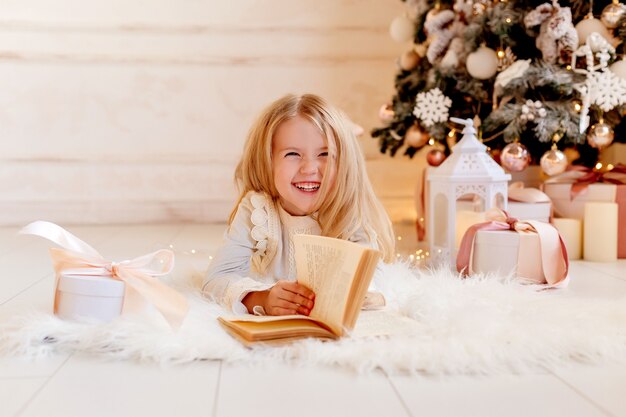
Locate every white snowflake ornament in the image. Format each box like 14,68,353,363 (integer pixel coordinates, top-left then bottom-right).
572,32,626,133
413,88,452,127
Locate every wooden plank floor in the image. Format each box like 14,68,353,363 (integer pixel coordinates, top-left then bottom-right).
1,224,625,417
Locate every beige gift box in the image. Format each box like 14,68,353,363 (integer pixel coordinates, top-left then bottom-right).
471,230,544,283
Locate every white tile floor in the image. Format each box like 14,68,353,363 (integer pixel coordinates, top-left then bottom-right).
1,224,625,417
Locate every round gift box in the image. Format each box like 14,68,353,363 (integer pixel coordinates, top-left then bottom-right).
55,274,125,322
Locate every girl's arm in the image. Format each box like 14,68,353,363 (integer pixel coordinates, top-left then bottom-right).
202,195,275,313
204,192,316,315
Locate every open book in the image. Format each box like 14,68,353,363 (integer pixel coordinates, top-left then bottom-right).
218,234,381,346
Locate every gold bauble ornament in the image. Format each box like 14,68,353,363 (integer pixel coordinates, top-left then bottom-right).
601,1,626,29
500,142,530,172
587,120,615,149
414,43,427,58
405,124,428,147
399,50,420,71
576,15,613,47
540,147,568,176
473,2,487,16
563,147,580,163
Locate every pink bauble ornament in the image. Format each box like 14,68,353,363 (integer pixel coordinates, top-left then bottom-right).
466,46,498,79
426,149,446,166
378,103,395,123
601,1,626,29
405,124,428,147
540,148,568,176
587,120,615,149
390,15,415,43
500,142,530,172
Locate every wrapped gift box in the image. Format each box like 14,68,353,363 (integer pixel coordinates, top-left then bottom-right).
543,182,617,219
544,182,626,258
471,230,544,284
506,201,551,223
20,221,188,328
55,274,125,322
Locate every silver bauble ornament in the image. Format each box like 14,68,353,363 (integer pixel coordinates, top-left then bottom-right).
500,142,530,172
405,124,428,147
610,59,626,80
601,1,626,29
390,15,415,43
540,148,568,176
378,103,395,123
587,120,615,149
466,46,498,79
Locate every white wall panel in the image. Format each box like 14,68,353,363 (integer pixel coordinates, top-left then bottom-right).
0,0,412,225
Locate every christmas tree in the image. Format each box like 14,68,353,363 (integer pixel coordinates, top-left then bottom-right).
373,0,626,174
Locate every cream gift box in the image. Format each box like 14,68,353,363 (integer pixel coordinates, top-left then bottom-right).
19,221,189,328
506,201,551,223
471,230,544,283
543,181,626,258
55,274,125,322
507,181,551,223
543,182,616,219
456,208,569,287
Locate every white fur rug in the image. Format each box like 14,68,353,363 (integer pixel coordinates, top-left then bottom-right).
2,263,626,375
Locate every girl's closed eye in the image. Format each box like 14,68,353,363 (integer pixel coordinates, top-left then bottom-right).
319,151,329,157
285,151,300,157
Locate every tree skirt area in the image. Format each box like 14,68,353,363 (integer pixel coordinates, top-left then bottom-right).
1,263,626,375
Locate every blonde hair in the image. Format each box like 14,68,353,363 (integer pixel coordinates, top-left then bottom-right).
230,94,395,262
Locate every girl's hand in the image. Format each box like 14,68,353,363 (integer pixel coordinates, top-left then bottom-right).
264,280,315,316
242,281,315,315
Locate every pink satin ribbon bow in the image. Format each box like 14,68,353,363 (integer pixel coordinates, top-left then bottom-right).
19,221,189,328
456,208,569,287
545,164,626,200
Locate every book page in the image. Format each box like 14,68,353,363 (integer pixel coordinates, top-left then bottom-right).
293,234,369,335
217,316,336,346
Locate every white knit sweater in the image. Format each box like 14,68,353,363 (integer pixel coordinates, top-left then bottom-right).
202,191,379,313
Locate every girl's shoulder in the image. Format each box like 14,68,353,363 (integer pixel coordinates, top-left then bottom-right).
235,190,281,272
243,190,273,210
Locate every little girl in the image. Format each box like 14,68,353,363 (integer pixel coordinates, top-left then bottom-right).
203,93,394,315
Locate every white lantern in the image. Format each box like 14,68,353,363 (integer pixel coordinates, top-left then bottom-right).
427,118,511,265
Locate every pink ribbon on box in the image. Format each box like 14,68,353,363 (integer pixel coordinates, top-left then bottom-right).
456,208,569,288
508,181,551,203
19,221,189,328
544,164,626,200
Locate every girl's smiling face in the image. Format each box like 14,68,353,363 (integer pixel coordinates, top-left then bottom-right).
271,116,335,216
